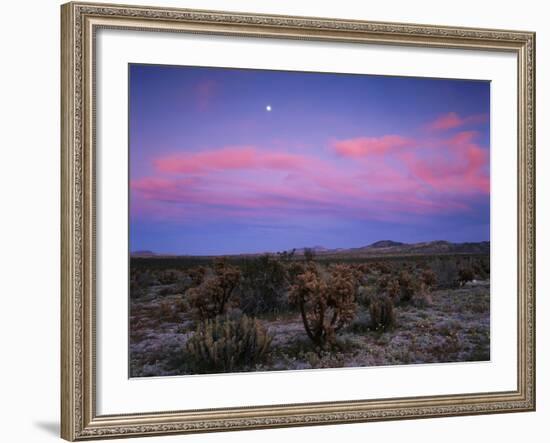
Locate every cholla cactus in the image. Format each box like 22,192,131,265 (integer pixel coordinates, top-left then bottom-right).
421,268,437,288
288,264,357,351
368,294,396,331
377,274,401,304
187,266,207,287
285,261,306,285
157,269,181,285
412,282,433,307
213,258,241,292
354,263,371,275
387,279,401,303
187,260,241,320
374,261,391,274
185,313,272,373
239,254,290,315
398,270,417,302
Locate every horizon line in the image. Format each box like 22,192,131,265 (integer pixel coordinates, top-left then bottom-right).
130,239,490,257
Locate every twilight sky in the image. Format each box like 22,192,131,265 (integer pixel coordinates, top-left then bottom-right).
129,64,490,255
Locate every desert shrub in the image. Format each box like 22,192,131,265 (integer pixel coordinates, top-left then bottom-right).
174,295,187,313
430,257,460,289
303,248,316,262
397,270,417,303
130,269,154,299
213,258,241,294
463,295,490,313
288,264,357,352
157,299,181,322
357,285,376,307
187,266,207,287
421,268,437,288
416,259,429,270
411,282,433,307
480,256,490,276
157,284,183,297
277,249,296,262
186,279,225,320
186,260,241,321
354,263,371,275
472,263,488,280
471,257,490,280
185,313,272,373
348,263,371,285
458,267,475,286
376,274,401,304
374,261,391,274
387,279,401,304
130,280,146,299
157,269,182,285
377,274,390,290
286,261,306,285
164,266,207,297
368,294,396,331
239,254,290,316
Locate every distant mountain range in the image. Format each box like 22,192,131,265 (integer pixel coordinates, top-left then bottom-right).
291,240,489,257
131,250,158,257
131,240,489,258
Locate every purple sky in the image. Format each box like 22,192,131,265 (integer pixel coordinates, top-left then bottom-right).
129,64,490,255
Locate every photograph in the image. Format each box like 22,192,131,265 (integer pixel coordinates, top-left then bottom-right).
57,2,536,439
128,64,491,377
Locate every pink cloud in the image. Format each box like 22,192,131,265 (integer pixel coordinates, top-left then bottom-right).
427,112,463,131
332,135,412,158
133,128,489,224
426,112,489,131
401,131,489,194
154,146,322,174
131,177,332,216
131,168,469,224
330,128,489,196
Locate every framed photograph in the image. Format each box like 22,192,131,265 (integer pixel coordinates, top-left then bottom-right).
61,1,536,440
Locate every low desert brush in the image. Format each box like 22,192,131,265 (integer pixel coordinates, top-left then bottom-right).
185,313,272,373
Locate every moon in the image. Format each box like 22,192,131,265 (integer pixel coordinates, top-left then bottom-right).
266,105,272,112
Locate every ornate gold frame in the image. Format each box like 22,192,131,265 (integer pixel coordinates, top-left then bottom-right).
61,2,536,440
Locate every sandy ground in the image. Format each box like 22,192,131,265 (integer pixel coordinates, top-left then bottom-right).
130,281,490,377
